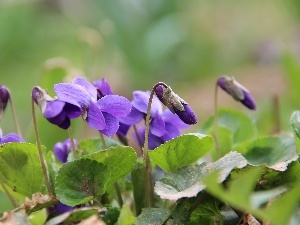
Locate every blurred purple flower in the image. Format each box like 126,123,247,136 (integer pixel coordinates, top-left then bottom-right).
217,76,256,110
54,77,132,137
54,138,77,163
0,85,10,119
155,85,198,125
53,202,73,214
0,129,24,144
32,87,82,129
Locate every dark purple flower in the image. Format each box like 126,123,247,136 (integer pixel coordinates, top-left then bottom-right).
53,202,73,214
0,129,24,144
217,76,256,110
155,85,198,125
54,77,132,137
54,138,77,163
32,87,82,129
0,85,10,119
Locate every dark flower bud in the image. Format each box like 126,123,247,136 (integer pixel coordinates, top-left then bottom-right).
0,85,10,119
217,76,256,110
155,84,197,125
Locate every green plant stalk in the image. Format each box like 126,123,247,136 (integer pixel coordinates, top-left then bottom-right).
99,131,123,207
213,82,221,159
68,126,77,159
31,99,53,195
133,125,143,156
9,97,22,137
0,175,17,208
144,82,168,207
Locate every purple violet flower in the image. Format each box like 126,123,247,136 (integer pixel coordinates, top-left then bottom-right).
93,78,114,99
0,85,10,118
54,77,132,137
32,87,82,129
118,90,190,149
0,129,24,144
217,76,256,110
155,85,198,125
53,202,73,214
54,138,77,163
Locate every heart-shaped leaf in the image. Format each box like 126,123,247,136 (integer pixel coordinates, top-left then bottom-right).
155,152,247,200
82,146,137,186
0,143,46,200
55,159,110,206
148,133,213,172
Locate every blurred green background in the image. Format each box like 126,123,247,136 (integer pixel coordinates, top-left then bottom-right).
1,0,300,149
1,0,300,213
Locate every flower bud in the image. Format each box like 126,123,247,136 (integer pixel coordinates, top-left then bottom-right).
0,85,10,119
155,84,197,125
217,76,256,110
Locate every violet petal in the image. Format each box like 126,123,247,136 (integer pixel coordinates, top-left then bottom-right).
97,95,131,117
86,101,106,130
118,106,144,125
161,109,190,130
150,113,165,137
54,142,68,163
54,83,90,109
1,133,24,144
117,123,131,137
73,77,97,100
99,112,119,137
132,91,162,116
93,78,114,96
43,100,65,118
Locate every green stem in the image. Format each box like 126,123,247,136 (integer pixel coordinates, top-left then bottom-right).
31,98,53,195
213,81,221,159
144,82,168,207
9,97,22,137
68,127,76,160
99,132,107,149
0,177,17,208
114,182,123,207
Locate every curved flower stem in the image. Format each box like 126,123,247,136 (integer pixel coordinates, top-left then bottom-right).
31,99,53,195
9,97,22,137
0,176,17,208
213,81,221,159
144,82,168,207
99,132,107,149
68,127,76,159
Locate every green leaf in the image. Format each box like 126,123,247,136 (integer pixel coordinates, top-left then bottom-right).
131,161,145,216
55,159,110,206
244,135,298,171
116,205,136,225
201,108,257,149
78,137,121,155
102,207,120,225
189,194,223,225
204,167,300,225
155,152,247,201
136,208,170,225
291,111,300,139
0,143,46,200
82,145,137,186
148,133,213,172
